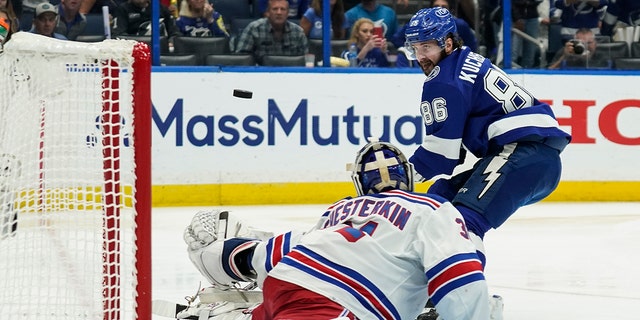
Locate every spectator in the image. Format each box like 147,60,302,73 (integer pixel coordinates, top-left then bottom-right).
175,0,229,37
344,0,407,11
30,2,67,39
1,7,14,50
341,17,388,67
0,0,18,33
455,0,478,29
183,140,498,319
547,1,572,58
495,0,544,68
548,27,612,69
345,0,397,41
55,0,86,40
10,0,21,20
112,0,179,37
485,0,503,60
79,0,121,15
601,0,640,37
235,0,308,65
257,0,308,19
554,0,606,41
512,0,543,68
299,0,347,40
160,0,177,18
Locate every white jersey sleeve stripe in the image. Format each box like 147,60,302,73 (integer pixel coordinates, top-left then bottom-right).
283,247,401,320
421,135,463,160
487,113,560,140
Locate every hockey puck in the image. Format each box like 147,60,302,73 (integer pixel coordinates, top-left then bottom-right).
233,89,253,99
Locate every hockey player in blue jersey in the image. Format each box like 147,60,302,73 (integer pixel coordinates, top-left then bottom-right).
180,140,502,319
403,7,571,245
600,0,640,37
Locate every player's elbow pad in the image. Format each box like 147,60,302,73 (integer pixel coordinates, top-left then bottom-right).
188,238,259,286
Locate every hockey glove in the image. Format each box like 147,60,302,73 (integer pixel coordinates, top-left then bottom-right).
185,209,260,287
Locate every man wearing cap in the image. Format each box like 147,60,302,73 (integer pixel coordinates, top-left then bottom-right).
30,2,68,40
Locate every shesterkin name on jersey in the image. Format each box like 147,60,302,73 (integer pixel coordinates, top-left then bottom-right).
458,51,486,85
321,197,413,231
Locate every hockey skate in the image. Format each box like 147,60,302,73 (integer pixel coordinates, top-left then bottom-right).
416,299,439,320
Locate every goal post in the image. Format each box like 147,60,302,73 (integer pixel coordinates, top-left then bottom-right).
0,32,152,320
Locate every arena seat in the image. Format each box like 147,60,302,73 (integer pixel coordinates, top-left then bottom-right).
172,36,229,65
160,54,199,66
308,39,350,60
614,57,640,70
116,35,170,55
81,14,106,36
205,54,255,66
262,55,305,66
631,42,640,58
598,41,630,60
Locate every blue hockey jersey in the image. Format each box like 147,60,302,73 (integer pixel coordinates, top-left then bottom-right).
410,47,571,180
601,0,640,36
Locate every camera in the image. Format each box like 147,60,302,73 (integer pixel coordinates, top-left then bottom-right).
569,40,586,55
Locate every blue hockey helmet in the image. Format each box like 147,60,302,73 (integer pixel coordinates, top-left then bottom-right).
404,7,457,48
350,139,414,196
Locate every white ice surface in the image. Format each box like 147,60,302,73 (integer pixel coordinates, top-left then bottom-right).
152,202,640,319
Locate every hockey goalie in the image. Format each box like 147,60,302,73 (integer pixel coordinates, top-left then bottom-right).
155,140,504,320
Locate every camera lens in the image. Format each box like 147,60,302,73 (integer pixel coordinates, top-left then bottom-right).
571,40,585,55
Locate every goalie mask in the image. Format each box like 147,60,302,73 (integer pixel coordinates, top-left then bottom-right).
350,140,414,196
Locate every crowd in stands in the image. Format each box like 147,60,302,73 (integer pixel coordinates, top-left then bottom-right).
2,0,640,69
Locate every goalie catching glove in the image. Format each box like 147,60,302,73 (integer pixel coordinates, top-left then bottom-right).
185,210,260,287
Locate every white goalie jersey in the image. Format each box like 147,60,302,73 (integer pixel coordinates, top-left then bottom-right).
249,190,489,320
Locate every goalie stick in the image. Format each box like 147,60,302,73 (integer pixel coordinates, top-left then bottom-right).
152,285,261,319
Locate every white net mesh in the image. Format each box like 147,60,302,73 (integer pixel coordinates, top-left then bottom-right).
0,33,146,319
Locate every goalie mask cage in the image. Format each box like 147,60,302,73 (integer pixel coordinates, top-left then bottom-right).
0,33,151,319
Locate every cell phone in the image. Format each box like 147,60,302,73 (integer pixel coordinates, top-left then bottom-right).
373,26,384,39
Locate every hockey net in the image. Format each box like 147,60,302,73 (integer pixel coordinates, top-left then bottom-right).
0,33,151,319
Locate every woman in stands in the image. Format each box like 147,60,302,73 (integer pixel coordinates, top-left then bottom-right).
0,0,18,35
176,0,229,38
341,17,389,67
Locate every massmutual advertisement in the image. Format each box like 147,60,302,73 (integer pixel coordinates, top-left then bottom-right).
151,70,640,205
